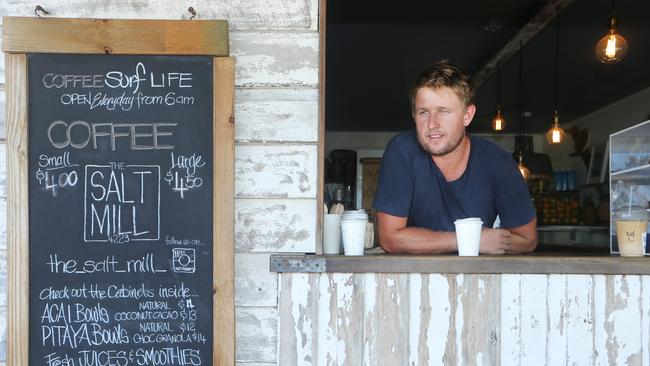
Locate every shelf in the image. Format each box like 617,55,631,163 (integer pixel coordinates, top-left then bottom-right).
538,225,608,232
611,163,650,176
582,182,607,188
527,174,552,180
537,191,580,195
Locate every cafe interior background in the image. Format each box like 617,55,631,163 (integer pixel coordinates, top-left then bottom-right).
324,0,650,251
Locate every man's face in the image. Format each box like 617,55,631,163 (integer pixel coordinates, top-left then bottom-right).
412,86,476,156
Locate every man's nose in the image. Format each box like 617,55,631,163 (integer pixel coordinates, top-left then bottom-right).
427,115,440,129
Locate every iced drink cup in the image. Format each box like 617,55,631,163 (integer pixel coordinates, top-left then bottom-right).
614,206,648,257
616,219,647,257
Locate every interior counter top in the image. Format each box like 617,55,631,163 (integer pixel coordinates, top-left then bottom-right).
270,250,650,275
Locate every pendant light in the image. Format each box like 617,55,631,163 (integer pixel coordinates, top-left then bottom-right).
546,6,565,145
595,0,628,64
491,63,505,132
517,42,530,180
517,153,530,180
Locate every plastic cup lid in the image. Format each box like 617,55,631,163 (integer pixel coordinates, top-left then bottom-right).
454,217,482,224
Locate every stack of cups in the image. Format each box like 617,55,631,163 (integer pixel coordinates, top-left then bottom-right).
323,213,342,254
340,210,368,256
454,217,483,256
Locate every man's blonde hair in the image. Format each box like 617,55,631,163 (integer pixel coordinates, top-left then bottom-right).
410,60,475,111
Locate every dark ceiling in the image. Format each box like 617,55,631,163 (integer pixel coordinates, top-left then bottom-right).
325,0,650,134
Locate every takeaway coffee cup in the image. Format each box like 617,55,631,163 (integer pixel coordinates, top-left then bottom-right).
614,206,648,257
323,214,342,254
340,210,368,256
341,210,369,222
454,218,483,256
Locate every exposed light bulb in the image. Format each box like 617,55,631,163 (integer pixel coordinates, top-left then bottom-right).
546,111,565,145
595,14,628,64
492,107,505,131
550,128,562,143
517,154,530,180
606,35,617,58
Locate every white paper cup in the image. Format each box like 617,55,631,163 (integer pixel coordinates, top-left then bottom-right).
323,214,342,254
341,210,369,222
454,218,483,256
341,221,366,256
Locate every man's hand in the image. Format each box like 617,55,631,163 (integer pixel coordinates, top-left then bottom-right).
479,228,512,254
479,219,538,254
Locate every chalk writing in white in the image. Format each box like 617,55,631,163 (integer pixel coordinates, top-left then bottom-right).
47,120,176,151
84,164,160,243
164,153,205,198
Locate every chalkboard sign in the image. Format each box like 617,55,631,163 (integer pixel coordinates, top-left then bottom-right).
27,53,215,365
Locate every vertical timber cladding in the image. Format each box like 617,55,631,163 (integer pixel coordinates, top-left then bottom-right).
28,54,214,364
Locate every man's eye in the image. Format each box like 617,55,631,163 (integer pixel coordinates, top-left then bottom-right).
419,111,429,116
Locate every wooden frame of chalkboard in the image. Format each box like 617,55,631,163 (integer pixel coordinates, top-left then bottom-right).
3,17,235,365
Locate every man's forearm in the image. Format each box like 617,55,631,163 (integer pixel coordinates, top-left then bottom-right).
380,227,458,254
505,231,537,253
504,218,538,253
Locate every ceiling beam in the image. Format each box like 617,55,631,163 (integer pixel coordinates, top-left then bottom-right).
472,0,575,89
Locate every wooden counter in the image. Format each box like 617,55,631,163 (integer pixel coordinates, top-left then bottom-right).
271,251,649,275
272,252,650,365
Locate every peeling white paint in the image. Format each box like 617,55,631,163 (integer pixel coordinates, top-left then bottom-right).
500,274,521,365
607,275,643,365
408,274,422,366
279,273,650,366
235,145,318,198
519,275,548,365
475,352,484,366
236,307,278,363
317,274,335,366
565,275,594,364
428,274,451,365
478,277,486,302
235,198,316,252
362,273,377,366
290,274,312,365
455,274,465,365
235,88,318,143
235,253,278,306
546,275,568,366
231,32,318,87
593,275,608,366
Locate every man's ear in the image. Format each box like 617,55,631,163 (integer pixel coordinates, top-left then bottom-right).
463,104,476,127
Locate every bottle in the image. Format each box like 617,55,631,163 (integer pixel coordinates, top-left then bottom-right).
331,188,345,214
344,185,354,210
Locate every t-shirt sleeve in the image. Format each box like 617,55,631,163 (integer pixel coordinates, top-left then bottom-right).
494,157,536,228
373,137,413,217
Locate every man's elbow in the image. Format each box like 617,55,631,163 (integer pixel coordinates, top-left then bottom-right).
377,232,404,253
525,238,538,252
380,241,402,253
519,236,538,253
513,218,538,253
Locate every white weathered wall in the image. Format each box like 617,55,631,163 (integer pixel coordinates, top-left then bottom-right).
280,272,650,366
0,1,320,364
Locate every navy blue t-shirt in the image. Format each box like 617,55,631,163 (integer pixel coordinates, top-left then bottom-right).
373,130,535,232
